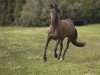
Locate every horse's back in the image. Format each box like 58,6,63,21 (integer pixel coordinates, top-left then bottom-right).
61,19,74,28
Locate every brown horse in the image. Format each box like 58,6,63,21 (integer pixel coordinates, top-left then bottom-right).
43,4,86,62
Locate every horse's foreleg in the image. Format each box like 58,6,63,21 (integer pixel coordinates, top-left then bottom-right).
58,39,63,60
43,37,51,62
54,40,60,58
61,38,70,60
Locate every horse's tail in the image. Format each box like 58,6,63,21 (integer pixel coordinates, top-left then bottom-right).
70,28,86,47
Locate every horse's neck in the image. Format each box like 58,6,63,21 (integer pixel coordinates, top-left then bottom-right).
51,21,59,32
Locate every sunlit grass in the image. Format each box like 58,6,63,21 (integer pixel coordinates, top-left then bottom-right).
0,24,100,75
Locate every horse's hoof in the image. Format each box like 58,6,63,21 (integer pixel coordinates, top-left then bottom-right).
55,54,58,58
60,57,64,60
43,57,47,62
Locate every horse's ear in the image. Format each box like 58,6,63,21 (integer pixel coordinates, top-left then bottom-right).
50,4,53,8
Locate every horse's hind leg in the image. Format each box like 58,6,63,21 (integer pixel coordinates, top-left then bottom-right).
54,40,60,58
61,38,70,60
58,39,63,60
43,37,51,62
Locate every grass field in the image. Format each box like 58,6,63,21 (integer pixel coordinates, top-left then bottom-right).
0,24,100,75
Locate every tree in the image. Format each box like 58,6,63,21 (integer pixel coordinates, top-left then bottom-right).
0,0,100,26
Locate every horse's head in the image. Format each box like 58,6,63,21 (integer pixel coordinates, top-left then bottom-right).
50,4,60,25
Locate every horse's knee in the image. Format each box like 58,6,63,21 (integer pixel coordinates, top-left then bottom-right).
43,56,47,62
60,45,63,50
54,46,57,50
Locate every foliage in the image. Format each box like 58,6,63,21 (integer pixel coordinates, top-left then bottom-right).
0,0,15,26
0,0,25,26
0,0,100,26
14,0,26,25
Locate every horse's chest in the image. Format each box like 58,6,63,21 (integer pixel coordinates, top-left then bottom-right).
49,29,61,40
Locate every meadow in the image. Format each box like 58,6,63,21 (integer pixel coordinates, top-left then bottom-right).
0,24,100,75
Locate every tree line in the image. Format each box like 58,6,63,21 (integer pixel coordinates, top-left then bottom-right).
0,0,100,26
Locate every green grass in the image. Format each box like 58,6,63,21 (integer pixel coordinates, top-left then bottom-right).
0,24,100,75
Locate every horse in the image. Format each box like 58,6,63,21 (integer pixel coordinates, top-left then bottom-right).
43,4,86,62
